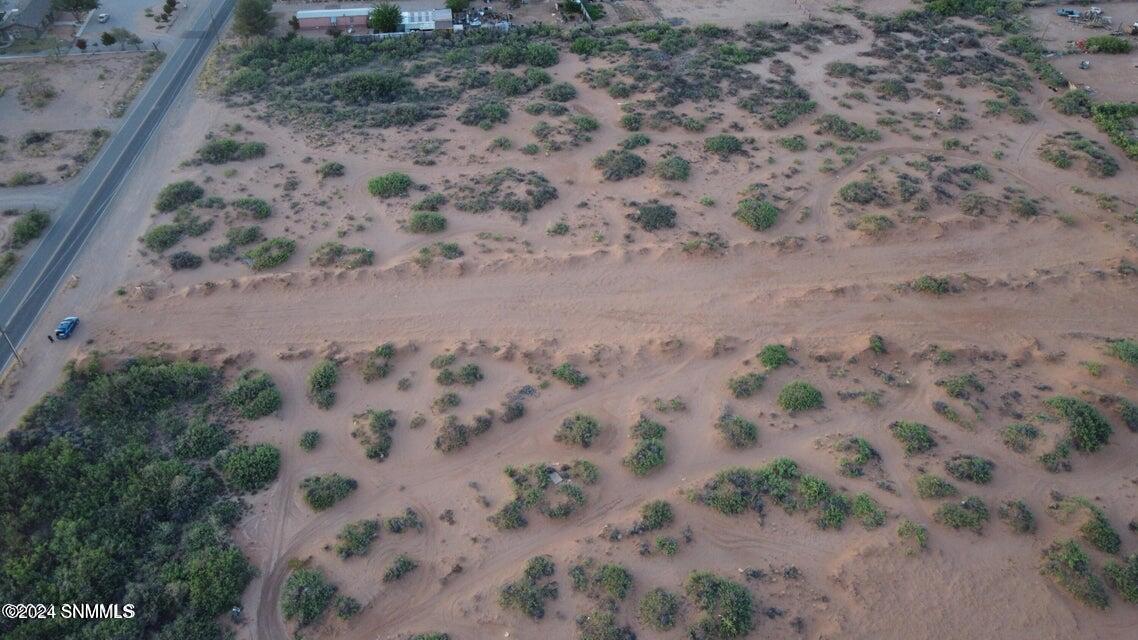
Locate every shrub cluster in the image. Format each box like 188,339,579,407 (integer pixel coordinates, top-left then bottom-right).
777,380,824,413
307,359,338,409
301,473,357,511
498,555,558,619
624,417,667,476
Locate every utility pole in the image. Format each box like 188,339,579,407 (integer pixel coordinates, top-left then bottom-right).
0,326,22,366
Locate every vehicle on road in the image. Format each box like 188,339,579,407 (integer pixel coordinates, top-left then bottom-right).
55,317,80,340
97,13,109,23
1056,8,1081,18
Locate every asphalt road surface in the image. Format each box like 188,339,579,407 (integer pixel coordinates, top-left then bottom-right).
0,0,235,373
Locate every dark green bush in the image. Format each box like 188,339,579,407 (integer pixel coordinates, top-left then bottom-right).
654,155,691,181
335,519,379,558
638,588,680,631
1041,540,1108,608
758,344,790,369
317,161,345,178
934,496,989,532
1108,339,1138,367
1002,423,1040,452
225,369,282,419
945,454,994,484
890,421,936,455
727,372,765,399
498,555,559,619
542,82,578,102
1046,396,1112,452
458,101,510,129
777,380,823,413
143,224,183,252
215,443,280,492
301,473,357,511
232,197,271,219
915,474,957,499
383,554,419,582
552,363,589,388
7,211,50,249
814,114,880,142
704,134,744,157
168,251,202,270
280,568,337,626
369,171,413,198
640,500,674,530
593,149,646,181
556,413,601,448
155,180,204,211
685,571,754,639
997,499,1035,534
1105,554,1138,603
307,359,338,409
631,202,677,230
912,274,950,295
624,438,666,475
299,430,321,451
246,237,296,271
716,414,758,448
226,225,262,245
631,417,666,440
1085,35,1131,54
734,198,779,230
197,138,266,164
408,211,447,233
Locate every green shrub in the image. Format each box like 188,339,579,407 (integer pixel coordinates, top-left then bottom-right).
542,82,578,102
458,100,510,129
197,138,266,164
640,500,674,530
945,454,994,484
552,362,588,388
7,211,50,249
231,197,272,219
621,133,650,150
299,430,320,451
912,275,950,295
246,237,296,270
498,556,559,619
215,443,280,493
624,438,666,475
631,417,666,440
174,419,230,459
1041,540,1108,608
317,161,345,178
1081,511,1121,554
934,496,989,532
354,409,397,459
915,474,958,499
779,134,807,151
155,180,204,211
307,359,338,409
143,224,183,252
280,568,336,627
685,571,754,639
1108,339,1138,367
556,413,601,448
1085,35,1131,54
225,369,282,419
1046,396,1112,452
335,519,379,558
869,334,887,354
368,171,413,198
734,198,779,231
620,113,643,131
1002,423,1040,453
998,499,1035,534
1105,554,1138,603
814,114,881,142
593,149,646,181
716,414,758,448
168,251,202,270
408,211,447,233
654,155,691,181
758,344,790,369
226,225,262,245
704,134,744,157
383,554,419,582
727,370,765,399
890,421,936,455
837,436,878,477
631,202,677,231
898,519,929,554
777,380,823,413
639,587,680,630
301,473,357,511
334,595,360,619
851,492,886,528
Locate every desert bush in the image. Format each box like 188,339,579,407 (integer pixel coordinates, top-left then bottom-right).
406,211,447,233
915,474,958,499
620,113,643,131
734,198,779,231
1080,511,1121,554
621,133,650,150
1085,35,1131,54
912,274,950,295
383,554,419,582
654,156,691,181
629,417,666,441
7,211,50,249
576,610,635,640
836,436,878,477
556,413,601,448
851,492,886,528
335,519,379,559
624,438,666,475
1046,396,1111,452
542,82,578,102
890,421,936,455
353,409,397,460
779,134,807,151
839,180,881,205
1041,540,1108,608
299,430,320,451
301,473,357,511
898,519,929,554
869,334,887,354
168,251,202,270
280,568,336,627
1105,554,1138,603
215,443,280,493
317,161,345,178
630,202,677,231
155,180,204,211
226,225,262,246
246,237,296,270
934,496,989,532
552,363,589,388
758,344,790,369
639,500,674,531
998,499,1035,534
232,197,271,219
704,134,744,157
593,149,646,181
225,369,282,419
1002,423,1040,452
715,414,758,448
937,373,984,399
307,359,338,409
197,138,266,164
173,418,231,460
369,171,412,198
498,555,559,619
685,571,754,640
458,100,510,129
638,587,680,631
143,224,183,252
1052,89,1094,117
814,114,880,142
727,372,764,399
945,454,994,484
777,380,823,413
856,214,894,235
1108,339,1138,367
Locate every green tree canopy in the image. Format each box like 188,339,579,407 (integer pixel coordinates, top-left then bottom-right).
369,2,402,33
233,0,276,38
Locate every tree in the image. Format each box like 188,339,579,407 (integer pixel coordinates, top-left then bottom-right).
100,31,116,46
53,0,99,22
369,2,402,33
108,27,141,49
75,38,87,51
233,0,276,38
446,0,471,12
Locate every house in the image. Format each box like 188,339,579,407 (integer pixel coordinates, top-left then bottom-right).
294,6,453,33
0,0,54,39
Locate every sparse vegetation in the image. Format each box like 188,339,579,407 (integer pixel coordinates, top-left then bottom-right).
777,380,823,413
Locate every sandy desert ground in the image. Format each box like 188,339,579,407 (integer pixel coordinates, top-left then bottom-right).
2,1,1138,639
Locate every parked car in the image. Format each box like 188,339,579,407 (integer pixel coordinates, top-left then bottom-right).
1056,8,1081,18
97,13,109,23
55,317,80,340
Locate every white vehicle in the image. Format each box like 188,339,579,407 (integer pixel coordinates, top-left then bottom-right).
97,13,109,23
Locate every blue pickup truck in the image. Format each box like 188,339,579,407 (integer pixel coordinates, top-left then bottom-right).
55,316,80,340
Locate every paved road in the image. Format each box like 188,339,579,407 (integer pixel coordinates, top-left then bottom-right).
0,0,234,372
